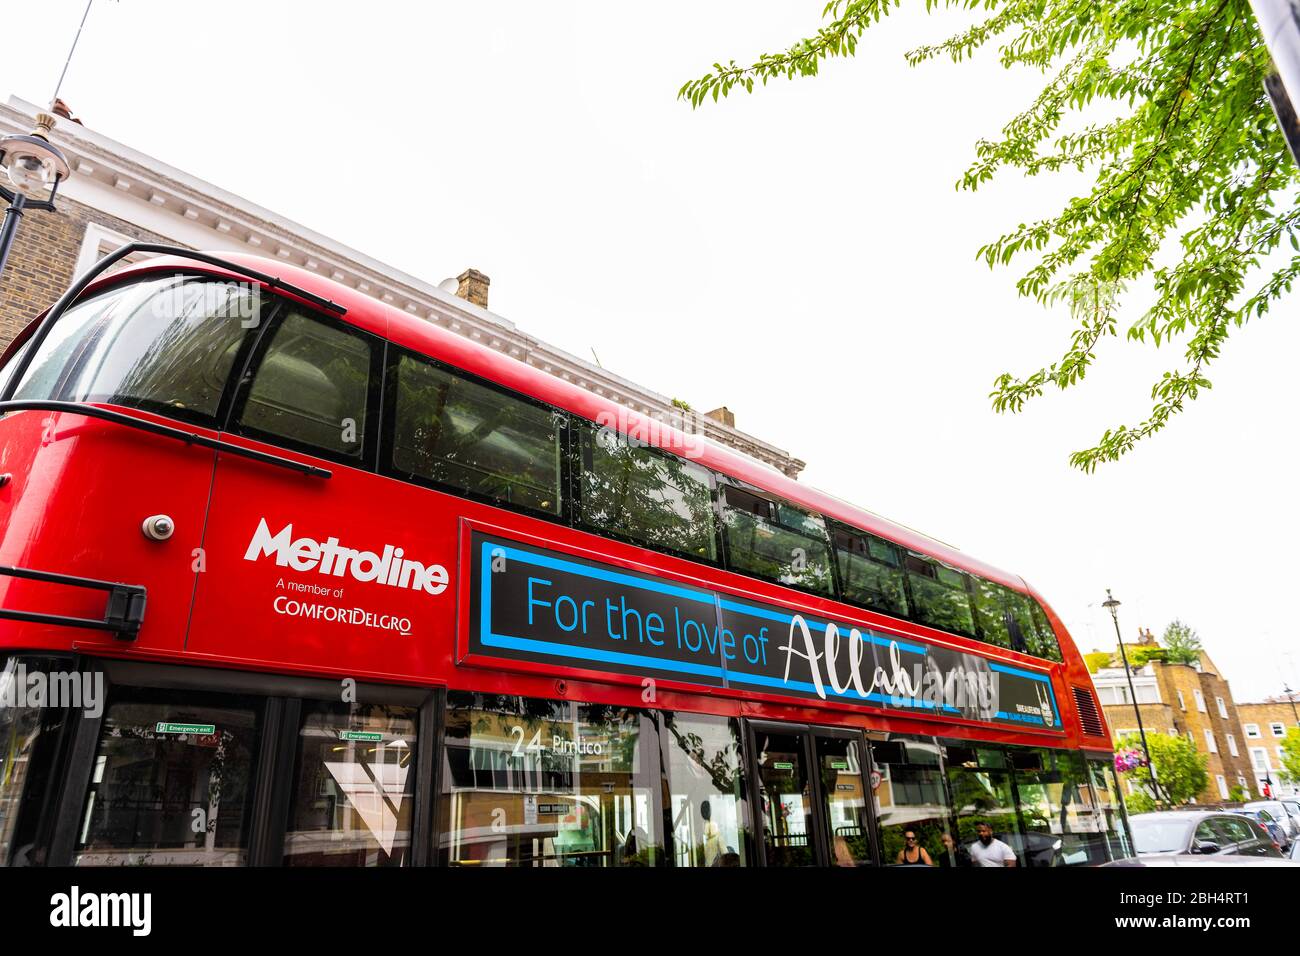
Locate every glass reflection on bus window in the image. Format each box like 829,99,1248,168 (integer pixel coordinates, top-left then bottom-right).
904,554,976,637
944,744,1022,866
13,275,262,424
832,526,909,618
970,578,1014,650
870,735,953,867
390,352,564,515
239,310,373,459
74,693,260,866
1089,759,1134,861
577,420,717,562
720,486,834,596
817,735,871,866
0,657,68,866
754,729,815,866
662,712,748,866
440,693,661,867
282,701,417,867
1010,749,1109,866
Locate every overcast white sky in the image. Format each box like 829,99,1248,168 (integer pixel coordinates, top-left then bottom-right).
4,1,1298,700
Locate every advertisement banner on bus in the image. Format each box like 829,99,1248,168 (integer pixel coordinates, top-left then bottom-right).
466,531,1062,731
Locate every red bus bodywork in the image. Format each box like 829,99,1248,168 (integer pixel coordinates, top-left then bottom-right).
0,253,1112,754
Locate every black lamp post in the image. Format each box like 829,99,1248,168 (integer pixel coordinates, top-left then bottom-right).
1284,683,1300,728
1104,590,1162,803
0,112,71,281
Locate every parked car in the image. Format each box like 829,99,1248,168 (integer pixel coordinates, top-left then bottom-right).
1245,799,1300,846
1127,811,1284,859
1241,807,1289,851
1105,854,1298,867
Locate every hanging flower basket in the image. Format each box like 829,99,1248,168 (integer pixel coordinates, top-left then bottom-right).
1114,748,1148,773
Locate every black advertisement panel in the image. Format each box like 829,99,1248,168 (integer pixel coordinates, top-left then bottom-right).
468,531,1062,731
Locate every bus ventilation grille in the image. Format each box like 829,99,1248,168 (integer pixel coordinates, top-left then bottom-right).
1072,685,1105,736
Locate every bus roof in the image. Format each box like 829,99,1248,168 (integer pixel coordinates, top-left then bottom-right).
97,252,1033,595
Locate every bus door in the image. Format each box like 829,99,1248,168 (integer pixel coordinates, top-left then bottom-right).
942,743,1024,865
748,722,876,866
813,729,875,866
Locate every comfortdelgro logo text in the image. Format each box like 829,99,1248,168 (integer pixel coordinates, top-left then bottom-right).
243,518,449,595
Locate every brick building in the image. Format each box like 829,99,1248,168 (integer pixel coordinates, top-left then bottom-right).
0,95,805,478
1237,698,1300,799
1091,629,1259,805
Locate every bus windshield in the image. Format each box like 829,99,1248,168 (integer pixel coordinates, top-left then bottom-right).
12,274,262,424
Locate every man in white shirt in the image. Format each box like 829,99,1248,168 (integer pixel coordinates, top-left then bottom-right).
968,822,1017,867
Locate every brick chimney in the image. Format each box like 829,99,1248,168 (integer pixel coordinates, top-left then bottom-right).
704,407,735,429
455,269,490,309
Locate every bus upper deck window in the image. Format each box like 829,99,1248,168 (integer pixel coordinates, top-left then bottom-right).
388,351,563,515
576,420,716,561
236,311,373,461
11,274,262,425
720,485,834,597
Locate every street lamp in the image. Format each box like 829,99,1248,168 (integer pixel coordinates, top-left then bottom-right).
1104,590,1163,803
1284,683,1300,728
0,112,71,281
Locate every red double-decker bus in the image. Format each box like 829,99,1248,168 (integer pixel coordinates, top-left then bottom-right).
0,245,1130,868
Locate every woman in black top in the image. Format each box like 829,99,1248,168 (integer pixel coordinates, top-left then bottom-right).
895,830,934,866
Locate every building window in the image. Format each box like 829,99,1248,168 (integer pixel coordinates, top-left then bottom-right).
1204,729,1217,753
1216,697,1228,719
1237,775,1251,798
1226,733,1238,757
1216,775,1229,800
74,221,152,279
1176,690,1186,711
1246,723,1261,739
1251,748,1271,771
1193,690,1207,713
1271,722,1286,737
